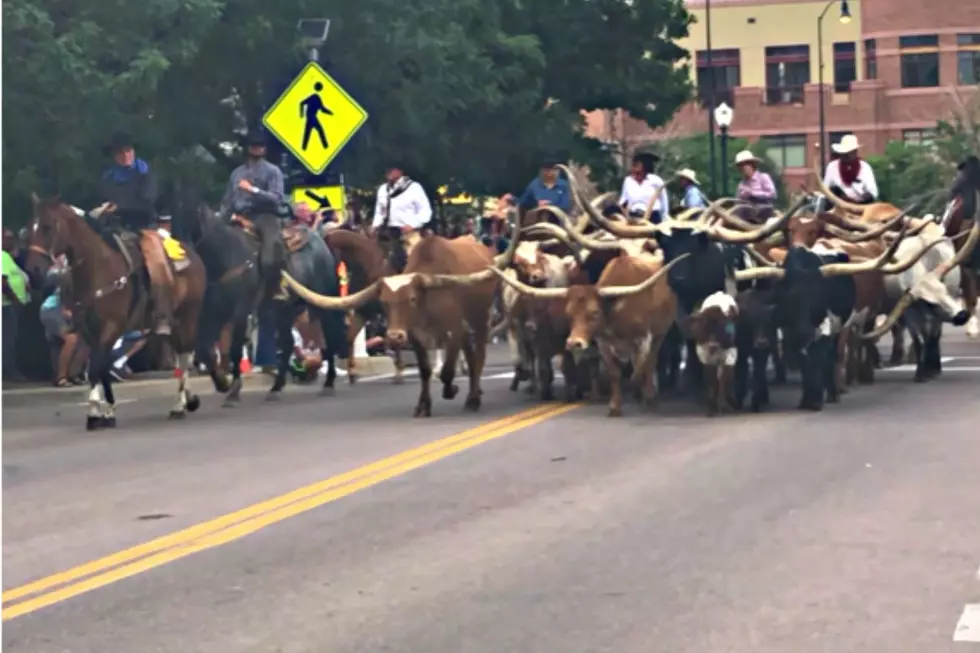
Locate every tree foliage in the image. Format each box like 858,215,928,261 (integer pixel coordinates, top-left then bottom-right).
2,0,695,224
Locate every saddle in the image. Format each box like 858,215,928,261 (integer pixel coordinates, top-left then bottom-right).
232,215,310,253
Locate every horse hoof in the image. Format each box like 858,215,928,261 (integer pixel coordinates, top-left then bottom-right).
348,373,359,385
101,416,117,428
320,386,336,397
413,403,432,418
266,391,282,402
607,407,623,418
464,395,481,411
443,384,459,400
85,416,103,431
186,394,201,412
169,410,186,420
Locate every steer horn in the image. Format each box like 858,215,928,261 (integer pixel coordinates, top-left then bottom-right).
534,207,629,251
704,196,808,245
281,273,381,311
818,221,909,276
821,202,917,242
596,253,690,298
422,220,525,288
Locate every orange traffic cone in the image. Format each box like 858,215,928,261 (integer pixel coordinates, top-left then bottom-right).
240,345,253,374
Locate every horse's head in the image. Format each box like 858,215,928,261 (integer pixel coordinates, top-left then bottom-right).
24,193,74,283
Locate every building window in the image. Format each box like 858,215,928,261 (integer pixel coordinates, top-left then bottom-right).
900,34,940,88
765,45,810,105
864,39,877,80
762,134,807,169
903,128,937,146
833,42,856,92
957,33,980,85
696,49,741,107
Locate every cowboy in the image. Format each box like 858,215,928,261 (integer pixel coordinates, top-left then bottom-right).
619,152,669,222
98,132,174,335
513,157,572,225
219,130,285,221
675,168,708,210
371,162,433,271
822,134,879,206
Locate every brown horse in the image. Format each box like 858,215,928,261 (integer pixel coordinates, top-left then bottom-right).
24,196,207,429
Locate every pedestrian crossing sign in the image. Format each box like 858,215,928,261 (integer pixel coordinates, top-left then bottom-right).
263,61,369,175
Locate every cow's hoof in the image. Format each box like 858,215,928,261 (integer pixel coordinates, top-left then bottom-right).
464,395,481,411
168,410,186,420
222,397,240,408
101,416,117,428
392,375,405,385
186,394,201,412
607,407,623,417
348,373,359,385
320,386,336,397
266,390,282,402
797,399,823,412
214,377,231,394
413,402,432,417
826,392,840,404
443,383,459,400
523,384,538,396
509,378,520,391
540,387,555,401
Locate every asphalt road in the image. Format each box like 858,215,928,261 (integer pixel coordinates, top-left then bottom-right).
3,338,979,652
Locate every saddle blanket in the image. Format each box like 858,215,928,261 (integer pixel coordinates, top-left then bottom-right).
157,229,187,262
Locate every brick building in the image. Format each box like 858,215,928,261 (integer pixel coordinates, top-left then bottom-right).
584,0,980,188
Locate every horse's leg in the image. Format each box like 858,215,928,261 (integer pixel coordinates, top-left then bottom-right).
196,315,230,394
267,305,293,399
316,307,343,397
169,352,192,419
100,364,117,428
85,348,107,431
223,314,250,407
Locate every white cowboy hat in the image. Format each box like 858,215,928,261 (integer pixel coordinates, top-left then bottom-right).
734,150,762,166
832,134,860,154
675,168,700,185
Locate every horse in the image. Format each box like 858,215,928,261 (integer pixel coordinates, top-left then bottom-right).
170,200,261,405
943,161,980,338
24,196,207,429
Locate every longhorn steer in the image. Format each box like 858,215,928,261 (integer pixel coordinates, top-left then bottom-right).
492,250,688,417
687,291,739,416
734,215,913,411
861,218,979,382
283,231,520,416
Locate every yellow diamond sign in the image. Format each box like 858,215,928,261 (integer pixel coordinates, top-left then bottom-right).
262,62,368,175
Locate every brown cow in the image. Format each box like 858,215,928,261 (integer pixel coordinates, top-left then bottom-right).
491,250,689,417
282,230,520,417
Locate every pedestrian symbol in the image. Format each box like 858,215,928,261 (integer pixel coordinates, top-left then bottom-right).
263,62,368,175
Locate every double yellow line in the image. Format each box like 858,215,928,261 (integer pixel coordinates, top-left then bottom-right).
2,402,580,621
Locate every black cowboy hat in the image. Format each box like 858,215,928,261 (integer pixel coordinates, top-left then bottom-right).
958,154,980,171
632,151,660,171
242,129,267,148
541,155,564,169
104,131,135,156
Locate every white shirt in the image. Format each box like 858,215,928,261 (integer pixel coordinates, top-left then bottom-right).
619,174,669,217
372,180,433,230
822,159,879,203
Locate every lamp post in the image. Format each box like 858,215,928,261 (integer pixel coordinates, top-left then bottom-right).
705,0,717,197
714,102,734,196
817,0,851,172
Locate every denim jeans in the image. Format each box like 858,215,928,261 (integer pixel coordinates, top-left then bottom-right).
253,305,279,367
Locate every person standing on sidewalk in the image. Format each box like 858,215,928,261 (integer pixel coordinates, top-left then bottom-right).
3,229,30,381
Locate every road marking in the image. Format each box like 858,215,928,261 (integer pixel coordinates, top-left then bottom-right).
1,401,580,621
954,604,980,642
880,366,980,373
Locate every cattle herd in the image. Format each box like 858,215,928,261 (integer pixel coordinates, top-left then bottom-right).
281,164,980,420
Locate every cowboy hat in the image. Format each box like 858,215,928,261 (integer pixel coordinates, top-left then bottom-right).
675,168,700,185
734,150,762,166
104,131,135,156
243,130,267,147
831,134,860,154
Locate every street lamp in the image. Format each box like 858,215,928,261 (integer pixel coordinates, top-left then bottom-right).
297,18,330,62
817,0,851,172
714,102,734,196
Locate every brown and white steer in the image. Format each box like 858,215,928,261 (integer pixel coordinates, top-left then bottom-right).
688,291,739,416
492,250,689,417
282,231,519,417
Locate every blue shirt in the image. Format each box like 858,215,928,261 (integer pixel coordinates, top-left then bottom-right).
682,185,708,209
517,177,572,213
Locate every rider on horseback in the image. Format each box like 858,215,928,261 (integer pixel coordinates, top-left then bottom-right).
370,162,432,272
98,132,173,336
219,130,286,221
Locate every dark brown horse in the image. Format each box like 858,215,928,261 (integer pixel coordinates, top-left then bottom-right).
24,196,207,429
944,157,980,338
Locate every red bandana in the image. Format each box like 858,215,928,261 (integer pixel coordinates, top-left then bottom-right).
839,158,861,187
